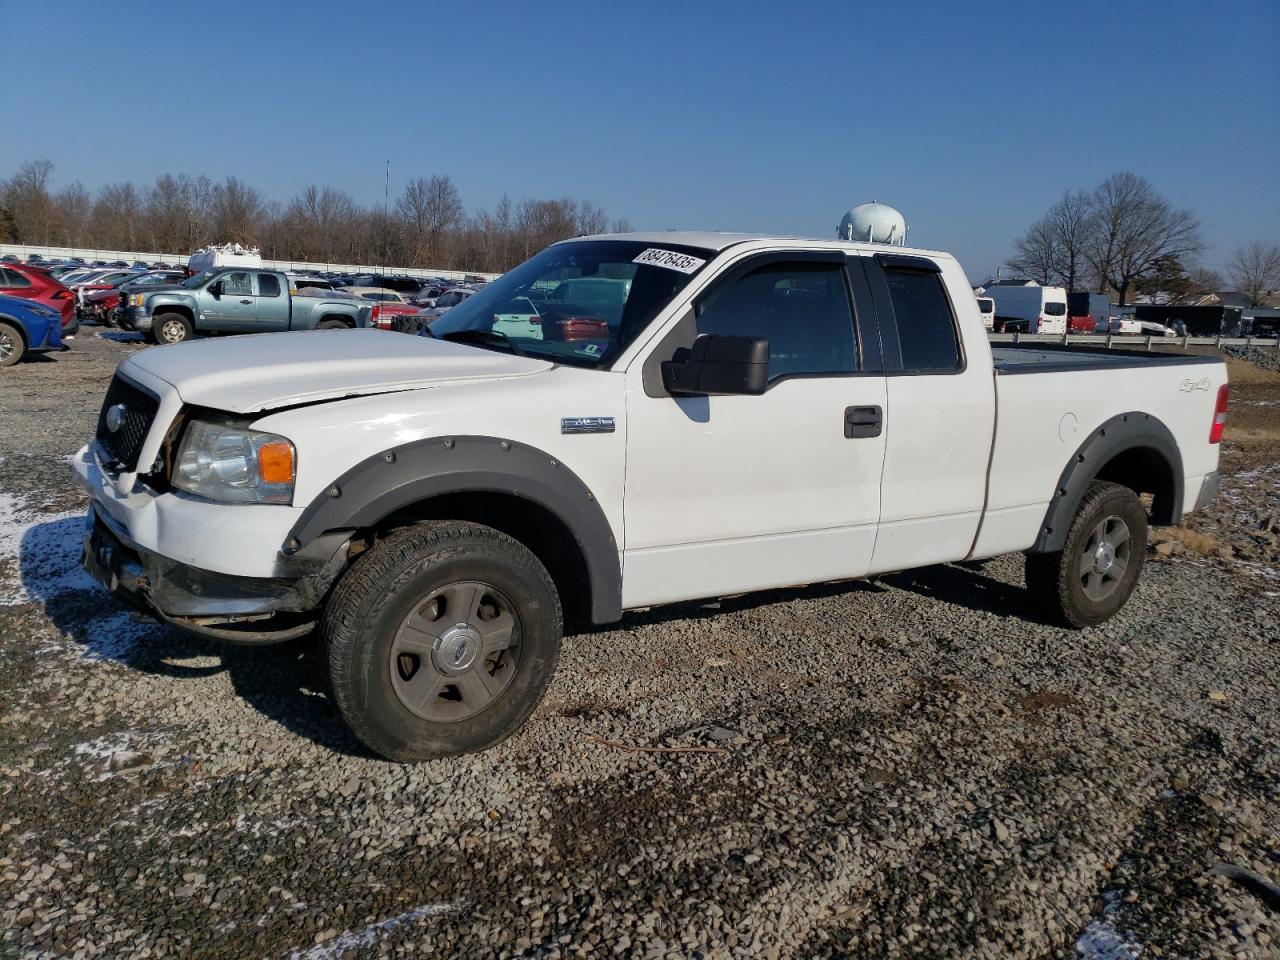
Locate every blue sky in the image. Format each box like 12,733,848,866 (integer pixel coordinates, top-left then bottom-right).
1,0,1276,278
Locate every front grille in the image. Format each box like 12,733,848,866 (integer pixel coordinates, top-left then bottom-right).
95,375,160,472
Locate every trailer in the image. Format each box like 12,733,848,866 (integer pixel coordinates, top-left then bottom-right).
1134,304,1244,337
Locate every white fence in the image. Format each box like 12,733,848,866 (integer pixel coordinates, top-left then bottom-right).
0,243,500,282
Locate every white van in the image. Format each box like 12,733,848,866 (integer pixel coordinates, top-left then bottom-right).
976,296,995,330
185,243,263,276
986,284,1068,334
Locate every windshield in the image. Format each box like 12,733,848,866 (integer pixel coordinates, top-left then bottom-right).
182,271,215,289
428,239,713,368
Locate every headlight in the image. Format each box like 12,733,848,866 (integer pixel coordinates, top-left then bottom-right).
130,293,146,306
173,420,295,504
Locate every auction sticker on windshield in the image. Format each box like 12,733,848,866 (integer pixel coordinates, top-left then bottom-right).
632,248,707,274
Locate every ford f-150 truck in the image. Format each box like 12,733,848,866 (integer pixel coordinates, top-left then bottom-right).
73,232,1228,761
121,268,370,344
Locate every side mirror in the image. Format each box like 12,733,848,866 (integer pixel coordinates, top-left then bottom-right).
661,334,768,396
208,281,222,298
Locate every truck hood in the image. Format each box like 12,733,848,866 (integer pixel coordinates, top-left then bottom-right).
123,329,554,413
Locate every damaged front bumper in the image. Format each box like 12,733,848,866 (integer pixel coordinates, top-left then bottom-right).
81,504,348,644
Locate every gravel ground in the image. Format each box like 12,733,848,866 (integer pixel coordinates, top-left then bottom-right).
1,330,1277,959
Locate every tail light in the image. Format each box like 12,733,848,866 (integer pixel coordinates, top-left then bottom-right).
51,290,72,300
559,317,608,341
370,304,382,327
1209,384,1229,444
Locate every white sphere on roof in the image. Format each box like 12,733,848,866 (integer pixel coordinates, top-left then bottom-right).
838,202,908,245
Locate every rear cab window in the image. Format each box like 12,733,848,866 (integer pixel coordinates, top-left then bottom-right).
879,261,962,372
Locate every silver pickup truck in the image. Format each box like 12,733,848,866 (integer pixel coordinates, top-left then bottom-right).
121,268,370,344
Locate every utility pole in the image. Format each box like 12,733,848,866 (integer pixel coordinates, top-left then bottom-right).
384,160,390,267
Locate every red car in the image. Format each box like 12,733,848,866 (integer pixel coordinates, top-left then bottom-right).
0,263,78,335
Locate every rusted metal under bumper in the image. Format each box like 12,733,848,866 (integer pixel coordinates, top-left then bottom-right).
81,505,348,644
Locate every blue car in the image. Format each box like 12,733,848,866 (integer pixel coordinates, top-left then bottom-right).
0,293,63,368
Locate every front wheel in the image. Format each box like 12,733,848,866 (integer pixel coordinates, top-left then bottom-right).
0,321,23,367
153,312,193,345
323,521,563,762
1025,481,1148,628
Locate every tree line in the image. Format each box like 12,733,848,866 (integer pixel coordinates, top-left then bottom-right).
1007,171,1279,307
0,160,632,274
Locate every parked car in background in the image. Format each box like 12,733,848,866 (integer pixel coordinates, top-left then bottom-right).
0,293,63,367
86,271,185,324
350,274,423,299
123,267,371,343
287,274,335,292
344,287,422,330
0,263,78,335
976,296,994,330
416,286,474,323
986,284,1068,334
69,271,138,315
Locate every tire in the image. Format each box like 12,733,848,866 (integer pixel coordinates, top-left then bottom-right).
154,312,193,345
62,315,79,338
0,321,23,367
316,319,349,331
1025,481,1148,628
323,520,563,762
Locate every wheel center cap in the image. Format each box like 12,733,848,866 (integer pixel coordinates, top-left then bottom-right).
1095,541,1116,573
433,624,482,676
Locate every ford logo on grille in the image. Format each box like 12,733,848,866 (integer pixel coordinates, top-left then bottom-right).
105,404,127,433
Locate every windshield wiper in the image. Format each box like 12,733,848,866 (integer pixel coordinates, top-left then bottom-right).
438,329,526,357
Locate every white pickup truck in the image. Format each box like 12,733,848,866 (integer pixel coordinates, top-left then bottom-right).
73,233,1229,761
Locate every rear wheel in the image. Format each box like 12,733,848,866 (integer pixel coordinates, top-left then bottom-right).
1025,481,1147,628
62,315,79,338
323,521,563,762
0,321,23,367
153,312,192,345
316,318,350,330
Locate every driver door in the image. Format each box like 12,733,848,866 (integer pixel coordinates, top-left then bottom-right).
622,251,888,608
202,271,256,330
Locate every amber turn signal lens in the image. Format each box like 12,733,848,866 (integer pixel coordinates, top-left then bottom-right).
258,441,295,484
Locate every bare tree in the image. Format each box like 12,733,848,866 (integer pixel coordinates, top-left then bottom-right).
1227,241,1280,307
53,182,92,246
211,177,265,246
1084,172,1202,305
1,159,57,244
1046,190,1094,292
1007,215,1058,285
397,175,463,264
1,157,632,272
91,182,144,249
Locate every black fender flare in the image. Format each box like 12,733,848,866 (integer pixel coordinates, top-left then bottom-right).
285,435,622,624
1031,411,1183,554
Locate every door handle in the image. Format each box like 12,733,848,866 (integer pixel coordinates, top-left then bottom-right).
239,298,253,304
844,405,883,438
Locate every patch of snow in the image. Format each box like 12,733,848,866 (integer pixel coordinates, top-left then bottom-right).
1076,891,1142,959
0,491,88,605
287,901,464,959
0,490,165,661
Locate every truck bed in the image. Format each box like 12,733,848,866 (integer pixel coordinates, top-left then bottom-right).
992,343,1223,375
